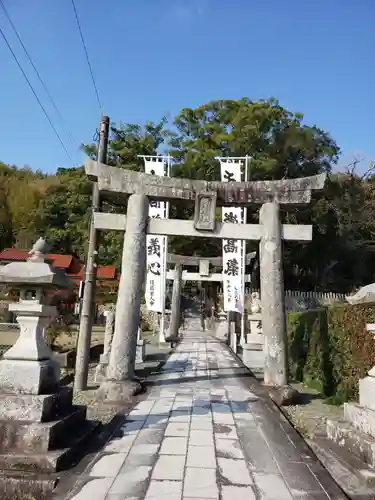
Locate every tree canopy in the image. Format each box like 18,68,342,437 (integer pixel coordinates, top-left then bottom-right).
1,97,374,292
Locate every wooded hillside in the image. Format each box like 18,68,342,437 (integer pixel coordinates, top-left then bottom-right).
2,98,375,292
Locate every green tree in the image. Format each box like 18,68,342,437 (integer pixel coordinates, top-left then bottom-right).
167,98,340,260
169,98,339,180
35,167,91,255
82,119,171,268
7,97,371,293
0,184,12,250
0,162,52,249
282,164,375,292
83,119,169,170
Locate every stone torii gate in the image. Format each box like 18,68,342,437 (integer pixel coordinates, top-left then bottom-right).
166,252,256,283
166,252,256,341
85,159,326,402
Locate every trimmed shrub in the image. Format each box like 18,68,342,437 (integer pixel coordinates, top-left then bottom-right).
327,304,375,401
287,308,333,394
287,303,375,402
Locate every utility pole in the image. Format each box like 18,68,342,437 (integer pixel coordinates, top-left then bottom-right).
74,115,110,391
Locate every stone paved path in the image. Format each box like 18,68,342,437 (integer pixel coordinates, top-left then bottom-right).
66,318,347,500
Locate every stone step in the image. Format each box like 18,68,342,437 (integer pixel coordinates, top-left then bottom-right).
344,403,375,439
0,405,87,453
310,435,375,499
0,420,100,473
0,386,73,422
327,419,375,468
0,470,58,500
243,342,263,350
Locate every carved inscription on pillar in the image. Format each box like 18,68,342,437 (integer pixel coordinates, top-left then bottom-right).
194,192,217,231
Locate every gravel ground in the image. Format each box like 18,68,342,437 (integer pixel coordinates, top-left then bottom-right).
233,343,344,439
2,335,344,439
67,338,172,424
68,362,119,424
281,381,344,438
1,330,171,425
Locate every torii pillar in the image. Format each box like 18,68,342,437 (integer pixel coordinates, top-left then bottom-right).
259,203,287,386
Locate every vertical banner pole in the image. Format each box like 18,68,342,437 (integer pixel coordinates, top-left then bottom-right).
219,157,243,315
218,156,251,349
139,155,169,344
240,156,249,346
159,156,170,344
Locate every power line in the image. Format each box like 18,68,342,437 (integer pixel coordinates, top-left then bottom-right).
71,0,103,114
0,0,78,152
0,25,74,163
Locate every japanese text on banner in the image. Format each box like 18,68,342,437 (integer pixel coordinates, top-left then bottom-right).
144,158,167,312
220,160,244,313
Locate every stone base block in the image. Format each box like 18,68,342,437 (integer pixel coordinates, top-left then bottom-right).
0,405,87,453
136,340,146,364
310,435,375,497
0,387,72,422
344,403,375,439
246,333,264,344
359,376,375,411
0,358,60,395
94,363,107,383
327,419,375,468
99,353,109,365
242,342,264,371
95,379,143,404
249,319,262,335
215,321,227,340
0,385,99,500
0,471,58,500
0,419,99,473
0,380,99,499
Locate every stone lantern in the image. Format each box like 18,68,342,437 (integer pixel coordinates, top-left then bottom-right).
0,239,97,499
0,237,74,393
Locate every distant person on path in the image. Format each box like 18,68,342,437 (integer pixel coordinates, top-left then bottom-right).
179,294,187,330
200,300,206,331
180,306,186,330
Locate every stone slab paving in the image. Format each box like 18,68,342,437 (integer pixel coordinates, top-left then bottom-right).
65,318,348,500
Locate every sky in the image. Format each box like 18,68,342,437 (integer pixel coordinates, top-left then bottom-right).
0,0,374,174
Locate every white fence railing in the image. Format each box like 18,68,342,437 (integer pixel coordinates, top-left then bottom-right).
0,322,19,332
251,289,346,312
218,289,346,312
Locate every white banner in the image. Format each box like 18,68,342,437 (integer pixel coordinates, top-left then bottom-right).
144,157,168,312
220,160,244,313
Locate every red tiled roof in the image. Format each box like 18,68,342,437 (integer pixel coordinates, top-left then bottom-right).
67,264,117,282
47,254,73,269
0,248,28,261
0,248,72,269
97,265,116,279
0,248,117,282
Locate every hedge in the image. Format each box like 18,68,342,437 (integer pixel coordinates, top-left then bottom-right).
287,303,375,402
